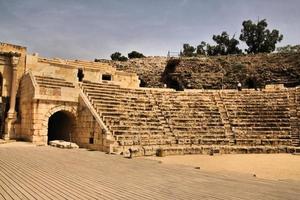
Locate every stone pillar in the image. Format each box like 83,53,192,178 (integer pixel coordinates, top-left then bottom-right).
3,54,20,140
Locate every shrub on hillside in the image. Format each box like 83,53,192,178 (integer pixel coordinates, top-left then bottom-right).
164,58,181,74
110,52,128,61
128,51,145,59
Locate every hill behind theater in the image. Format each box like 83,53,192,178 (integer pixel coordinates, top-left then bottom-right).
108,52,300,89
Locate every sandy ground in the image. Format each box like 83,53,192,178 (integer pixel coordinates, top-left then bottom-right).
145,154,300,181
0,141,35,147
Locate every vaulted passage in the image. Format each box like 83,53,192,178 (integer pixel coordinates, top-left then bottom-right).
48,111,75,142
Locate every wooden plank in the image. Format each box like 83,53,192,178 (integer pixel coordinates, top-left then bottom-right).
0,144,300,200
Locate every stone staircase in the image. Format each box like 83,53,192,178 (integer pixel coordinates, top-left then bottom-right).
213,92,235,144
220,90,293,146
80,80,299,155
151,91,227,146
35,75,75,88
81,81,228,153
288,88,300,146
81,81,169,153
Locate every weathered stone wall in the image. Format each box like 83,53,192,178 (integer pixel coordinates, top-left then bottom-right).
18,73,79,144
18,72,35,140
0,43,27,97
18,72,112,149
111,56,167,88
110,53,300,90
73,97,106,151
26,54,140,88
0,43,27,81
0,55,12,97
28,101,78,144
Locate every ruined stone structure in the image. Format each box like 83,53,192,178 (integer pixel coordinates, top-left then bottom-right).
1,42,299,156
112,53,300,89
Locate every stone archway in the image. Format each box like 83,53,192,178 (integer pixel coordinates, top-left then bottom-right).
245,77,258,89
47,110,75,142
41,105,77,144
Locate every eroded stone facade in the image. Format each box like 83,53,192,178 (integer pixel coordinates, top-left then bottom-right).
0,42,299,156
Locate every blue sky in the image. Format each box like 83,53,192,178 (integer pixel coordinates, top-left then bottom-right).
0,0,299,59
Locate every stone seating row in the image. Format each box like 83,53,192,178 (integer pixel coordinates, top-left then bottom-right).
152,92,226,140
82,82,167,147
82,81,296,150
221,91,292,145
35,75,75,88
82,82,229,148
152,145,299,157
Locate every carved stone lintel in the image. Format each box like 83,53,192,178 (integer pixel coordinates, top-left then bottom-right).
11,56,20,66
0,51,21,58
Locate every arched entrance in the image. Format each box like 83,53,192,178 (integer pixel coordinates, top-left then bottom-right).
245,77,258,89
166,77,184,91
47,111,75,142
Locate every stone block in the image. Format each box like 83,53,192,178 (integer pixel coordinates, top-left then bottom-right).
49,140,79,149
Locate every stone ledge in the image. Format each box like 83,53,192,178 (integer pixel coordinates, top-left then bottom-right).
116,145,300,157
155,145,300,157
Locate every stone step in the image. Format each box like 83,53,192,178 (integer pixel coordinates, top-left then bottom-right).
83,81,120,89
229,122,291,127
35,75,65,81
36,78,74,85
109,125,164,131
233,126,291,131
113,130,164,136
103,116,160,124
91,96,150,104
228,114,290,119
35,76,75,88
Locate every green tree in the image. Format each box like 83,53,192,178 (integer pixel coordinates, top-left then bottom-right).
211,32,242,55
110,52,128,61
110,52,122,61
118,56,128,61
196,41,207,55
128,51,145,59
206,44,216,56
196,32,241,56
226,35,242,55
239,19,283,53
181,43,196,57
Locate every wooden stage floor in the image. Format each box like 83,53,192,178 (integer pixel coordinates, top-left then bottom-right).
0,142,299,200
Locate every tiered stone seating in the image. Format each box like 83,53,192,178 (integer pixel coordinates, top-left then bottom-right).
35,75,75,88
152,91,227,145
66,60,106,68
81,81,172,148
81,81,298,155
288,88,300,146
82,81,228,150
220,90,293,146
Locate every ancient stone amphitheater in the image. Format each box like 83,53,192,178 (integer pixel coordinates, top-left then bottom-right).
0,42,299,156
